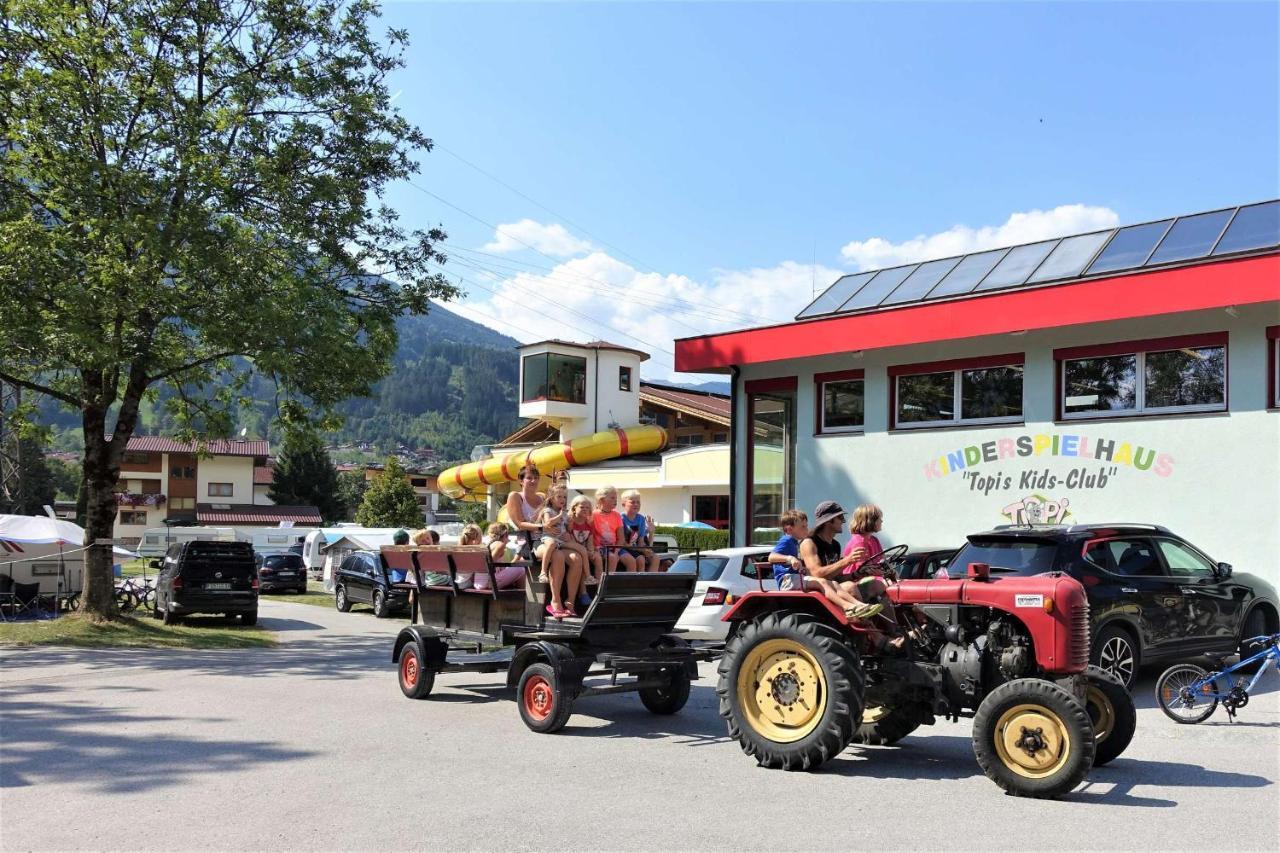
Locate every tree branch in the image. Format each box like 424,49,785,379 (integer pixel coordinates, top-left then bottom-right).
0,369,79,406
145,351,242,384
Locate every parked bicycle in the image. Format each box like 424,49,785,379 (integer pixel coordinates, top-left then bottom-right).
114,576,157,614
1156,632,1280,724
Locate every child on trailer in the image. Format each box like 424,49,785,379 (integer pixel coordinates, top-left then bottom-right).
567,494,603,610
619,489,657,572
476,523,524,591
534,483,585,618
592,486,637,573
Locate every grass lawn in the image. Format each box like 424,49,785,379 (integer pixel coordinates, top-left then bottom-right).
0,614,276,649
264,582,337,609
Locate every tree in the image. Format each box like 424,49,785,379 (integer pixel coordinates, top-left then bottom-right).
335,470,368,521
355,457,421,527
0,437,56,515
268,431,343,521
0,0,456,619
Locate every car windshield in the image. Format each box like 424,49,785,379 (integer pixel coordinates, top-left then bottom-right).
949,539,1059,576
666,556,729,581
263,555,302,569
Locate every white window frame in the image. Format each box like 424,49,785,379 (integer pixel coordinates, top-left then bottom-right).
208,482,234,497
1060,345,1227,421
894,365,1024,430
818,378,866,434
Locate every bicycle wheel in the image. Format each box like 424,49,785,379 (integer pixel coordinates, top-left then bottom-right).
114,587,138,613
137,584,157,613
1156,663,1217,724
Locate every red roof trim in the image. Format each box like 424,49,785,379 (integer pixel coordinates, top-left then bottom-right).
888,352,1024,378
1053,332,1227,361
674,254,1280,371
744,376,798,393
814,368,865,384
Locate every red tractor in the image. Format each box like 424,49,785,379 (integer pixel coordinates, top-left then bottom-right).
716,548,1135,798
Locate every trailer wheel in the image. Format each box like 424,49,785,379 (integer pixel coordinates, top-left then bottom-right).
398,644,435,699
973,678,1094,799
640,668,691,715
1084,665,1136,767
717,611,864,771
517,662,573,733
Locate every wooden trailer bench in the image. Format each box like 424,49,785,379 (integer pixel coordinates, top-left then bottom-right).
381,545,530,638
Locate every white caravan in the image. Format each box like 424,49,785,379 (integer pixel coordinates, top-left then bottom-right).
136,526,237,558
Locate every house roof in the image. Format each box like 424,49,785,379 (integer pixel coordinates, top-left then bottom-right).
196,504,322,524
639,382,731,426
253,465,274,485
676,200,1280,372
518,339,651,361
496,419,559,447
125,436,270,457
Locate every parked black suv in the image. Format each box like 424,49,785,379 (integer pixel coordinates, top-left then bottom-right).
258,553,308,594
333,550,408,618
947,524,1279,687
152,541,259,625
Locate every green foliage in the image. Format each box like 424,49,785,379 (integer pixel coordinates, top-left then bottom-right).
355,457,421,527
48,457,81,501
440,494,488,526
335,471,368,522
269,431,344,522
654,525,730,552
0,0,456,617
0,437,57,515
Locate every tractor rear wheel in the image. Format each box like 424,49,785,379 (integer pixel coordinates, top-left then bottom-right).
717,611,864,771
973,678,1094,799
856,700,929,746
1083,665,1136,767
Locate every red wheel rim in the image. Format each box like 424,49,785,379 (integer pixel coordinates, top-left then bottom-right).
401,652,419,689
523,674,553,721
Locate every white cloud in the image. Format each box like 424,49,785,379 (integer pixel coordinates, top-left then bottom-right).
839,204,1121,270
480,218,593,257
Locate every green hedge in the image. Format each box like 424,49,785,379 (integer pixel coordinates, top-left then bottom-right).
654,525,729,553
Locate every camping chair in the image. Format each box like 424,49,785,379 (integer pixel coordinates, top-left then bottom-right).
0,574,16,622
10,581,46,620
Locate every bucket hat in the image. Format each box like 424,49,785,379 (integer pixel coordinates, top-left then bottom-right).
813,500,846,529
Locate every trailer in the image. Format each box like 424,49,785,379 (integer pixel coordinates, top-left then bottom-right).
386,545,719,732
136,526,237,558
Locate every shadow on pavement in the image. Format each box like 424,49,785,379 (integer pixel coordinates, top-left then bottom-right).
0,685,315,792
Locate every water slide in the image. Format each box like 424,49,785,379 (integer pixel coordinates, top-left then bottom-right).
438,424,668,500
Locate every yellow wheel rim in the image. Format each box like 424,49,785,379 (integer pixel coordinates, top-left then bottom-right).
1085,685,1115,743
992,703,1073,779
735,637,828,743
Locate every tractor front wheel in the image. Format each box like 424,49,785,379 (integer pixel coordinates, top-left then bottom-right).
972,678,1094,799
717,611,865,771
1083,665,1136,767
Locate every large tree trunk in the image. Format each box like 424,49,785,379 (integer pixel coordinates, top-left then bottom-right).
79,407,120,620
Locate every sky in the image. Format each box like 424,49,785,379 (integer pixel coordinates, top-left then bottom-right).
374,1,1280,380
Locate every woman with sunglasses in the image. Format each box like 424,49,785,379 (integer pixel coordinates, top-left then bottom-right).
505,463,572,612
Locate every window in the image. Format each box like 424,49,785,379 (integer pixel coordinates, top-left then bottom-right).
1057,334,1226,419
171,465,195,479
410,477,427,487
712,432,728,443
675,433,705,446
170,497,195,510
950,538,1058,576
1156,539,1216,578
891,355,1024,429
1085,538,1162,577
619,365,632,392
666,556,729,581
208,482,233,497
746,378,797,535
521,352,587,403
139,479,162,495
119,511,147,525
815,369,864,434
692,495,731,530
122,451,151,465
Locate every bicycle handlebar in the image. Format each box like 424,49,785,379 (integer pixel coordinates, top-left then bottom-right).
1242,633,1280,646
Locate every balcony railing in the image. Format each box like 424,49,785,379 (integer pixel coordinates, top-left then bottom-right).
115,492,167,507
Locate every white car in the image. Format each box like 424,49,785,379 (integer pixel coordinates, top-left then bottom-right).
672,546,778,640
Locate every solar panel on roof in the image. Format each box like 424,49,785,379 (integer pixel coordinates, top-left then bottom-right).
925,248,1008,299
1027,231,1114,283
1086,220,1172,274
838,264,919,311
796,271,875,319
1147,209,1234,265
974,240,1058,291
880,257,962,306
1213,200,1280,255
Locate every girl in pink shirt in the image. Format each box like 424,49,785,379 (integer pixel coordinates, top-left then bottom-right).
842,503,885,564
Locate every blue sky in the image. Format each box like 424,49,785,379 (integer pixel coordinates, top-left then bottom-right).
376,1,1279,377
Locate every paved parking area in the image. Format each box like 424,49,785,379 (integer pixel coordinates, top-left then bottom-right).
2,600,1277,852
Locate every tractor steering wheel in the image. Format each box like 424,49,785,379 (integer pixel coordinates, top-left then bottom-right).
846,543,911,582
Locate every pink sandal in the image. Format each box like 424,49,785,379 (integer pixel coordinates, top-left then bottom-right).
545,604,564,620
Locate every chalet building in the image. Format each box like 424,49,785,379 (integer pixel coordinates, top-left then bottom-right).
336,462,441,517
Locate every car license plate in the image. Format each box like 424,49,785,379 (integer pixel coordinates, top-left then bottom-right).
277,572,294,578
205,582,231,590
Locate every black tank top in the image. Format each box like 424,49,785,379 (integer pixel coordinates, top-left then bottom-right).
806,534,842,567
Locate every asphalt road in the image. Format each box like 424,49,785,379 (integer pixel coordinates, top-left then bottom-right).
2,600,1278,852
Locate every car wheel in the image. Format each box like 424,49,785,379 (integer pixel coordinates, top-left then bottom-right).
240,609,258,627
372,590,387,619
335,584,351,612
1092,625,1138,689
1237,608,1272,666
161,605,175,626
297,585,308,595
972,678,1095,799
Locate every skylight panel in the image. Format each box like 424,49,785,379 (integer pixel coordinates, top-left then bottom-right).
1212,201,1280,255
1147,209,1235,265
796,271,875,319
1027,231,1113,283
838,264,919,311
974,240,1058,291
1086,219,1173,274
880,257,963,306
926,248,1009,298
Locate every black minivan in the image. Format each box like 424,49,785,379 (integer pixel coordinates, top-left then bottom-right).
152,541,259,625
258,553,308,594
334,550,408,618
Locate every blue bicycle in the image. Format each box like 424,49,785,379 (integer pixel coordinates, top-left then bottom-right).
1156,633,1280,724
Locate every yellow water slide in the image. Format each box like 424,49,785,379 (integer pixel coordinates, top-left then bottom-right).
439,424,669,501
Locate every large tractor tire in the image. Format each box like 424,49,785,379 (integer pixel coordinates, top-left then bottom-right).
717,611,865,771
1083,665,1136,767
973,678,1095,799
855,700,930,746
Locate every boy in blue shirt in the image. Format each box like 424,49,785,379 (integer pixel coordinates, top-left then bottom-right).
768,509,809,588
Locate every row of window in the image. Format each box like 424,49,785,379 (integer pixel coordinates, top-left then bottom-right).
811,331,1267,434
